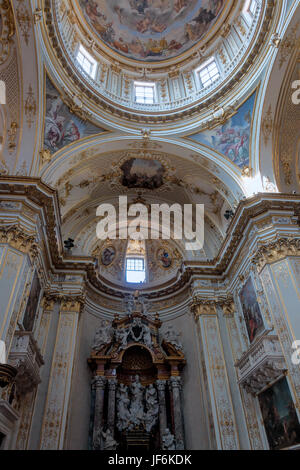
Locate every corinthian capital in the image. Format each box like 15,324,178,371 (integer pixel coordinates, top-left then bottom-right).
217,296,235,316
191,297,217,320
169,376,182,389
92,376,106,390
156,379,167,391
252,238,300,271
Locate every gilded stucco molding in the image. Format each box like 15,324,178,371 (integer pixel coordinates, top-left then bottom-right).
0,0,15,65
251,238,300,272
1,177,300,305
44,290,86,313
15,0,32,46
191,298,217,320
0,225,39,259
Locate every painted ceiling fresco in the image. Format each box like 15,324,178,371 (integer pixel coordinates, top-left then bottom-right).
44,76,105,154
188,92,257,169
79,0,225,62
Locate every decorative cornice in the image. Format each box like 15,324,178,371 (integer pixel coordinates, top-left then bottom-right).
0,225,39,259
1,178,300,303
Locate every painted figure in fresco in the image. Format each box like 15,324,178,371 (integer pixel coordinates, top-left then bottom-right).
44,78,101,153
121,158,165,190
80,0,226,62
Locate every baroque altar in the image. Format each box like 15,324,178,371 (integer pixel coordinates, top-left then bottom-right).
88,295,186,451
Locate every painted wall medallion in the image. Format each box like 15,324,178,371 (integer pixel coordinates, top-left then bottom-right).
239,276,264,343
101,246,116,266
157,248,172,268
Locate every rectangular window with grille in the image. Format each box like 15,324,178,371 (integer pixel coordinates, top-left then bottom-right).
134,82,155,104
126,258,146,283
197,59,220,89
76,45,97,79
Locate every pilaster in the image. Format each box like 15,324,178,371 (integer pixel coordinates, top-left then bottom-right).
192,298,239,450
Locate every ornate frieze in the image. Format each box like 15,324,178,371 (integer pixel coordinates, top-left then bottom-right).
252,238,300,272
235,333,286,395
0,226,38,259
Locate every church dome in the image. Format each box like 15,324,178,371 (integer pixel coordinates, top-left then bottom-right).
42,0,271,125
77,0,227,63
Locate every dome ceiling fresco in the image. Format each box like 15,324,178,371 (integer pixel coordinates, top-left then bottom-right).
79,0,226,62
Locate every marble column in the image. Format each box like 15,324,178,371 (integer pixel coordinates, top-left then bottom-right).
107,378,117,435
156,379,167,444
92,376,106,450
169,376,185,450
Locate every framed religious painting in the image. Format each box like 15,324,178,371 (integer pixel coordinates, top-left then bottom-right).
239,276,264,343
258,377,300,450
22,270,42,332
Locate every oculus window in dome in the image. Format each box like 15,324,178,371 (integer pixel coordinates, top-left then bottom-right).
79,0,226,62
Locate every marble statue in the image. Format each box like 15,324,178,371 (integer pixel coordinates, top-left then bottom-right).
116,384,131,432
0,340,6,364
115,327,129,349
162,428,176,450
145,384,159,432
129,375,145,427
92,320,114,353
142,323,153,348
101,429,118,450
162,325,184,352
